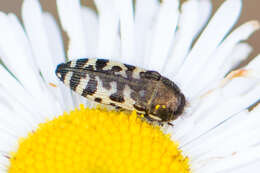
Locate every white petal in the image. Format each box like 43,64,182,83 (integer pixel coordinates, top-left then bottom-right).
146,0,179,72
187,21,259,97
187,85,260,144
196,146,260,173
0,13,42,96
94,0,120,59
183,107,260,159
0,13,60,116
195,0,212,38
81,7,98,57
0,129,18,154
57,0,88,58
134,0,159,66
0,65,53,117
219,43,253,77
183,111,246,154
176,0,242,87
163,0,200,77
22,0,56,83
245,54,260,79
42,12,65,65
173,73,260,145
114,0,135,64
42,12,74,110
191,43,253,98
22,0,70,112
0,91,39,129
0,106,33,139
228,160,260,173
0,155,9,172
164,0,212,79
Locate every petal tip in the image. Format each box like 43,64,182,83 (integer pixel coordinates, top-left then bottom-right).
249,20,260,30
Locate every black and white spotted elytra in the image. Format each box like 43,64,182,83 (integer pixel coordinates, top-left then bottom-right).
55,58,186,122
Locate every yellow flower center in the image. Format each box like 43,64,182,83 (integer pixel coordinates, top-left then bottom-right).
8,105,190,173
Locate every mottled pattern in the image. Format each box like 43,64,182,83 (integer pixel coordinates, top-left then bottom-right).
94,97,102,103
55,58,186,122
82,76,97,96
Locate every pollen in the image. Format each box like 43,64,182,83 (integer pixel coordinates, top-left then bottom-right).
8,105,190,173
49,82,57,87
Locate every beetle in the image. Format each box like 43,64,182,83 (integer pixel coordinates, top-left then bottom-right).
55,58,186,123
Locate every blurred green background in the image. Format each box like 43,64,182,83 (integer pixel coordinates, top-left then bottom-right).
0,0,259,62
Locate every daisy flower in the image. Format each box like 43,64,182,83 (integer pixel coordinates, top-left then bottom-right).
0,0,259,172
